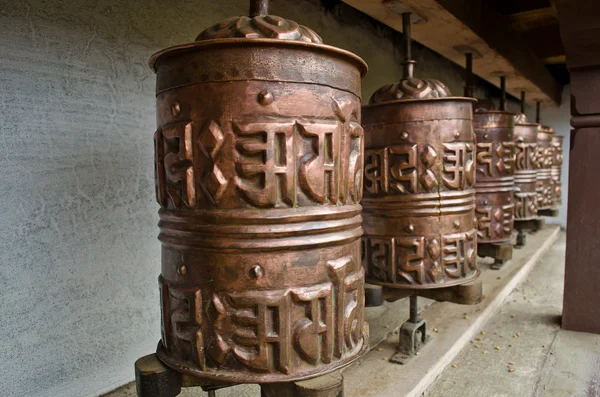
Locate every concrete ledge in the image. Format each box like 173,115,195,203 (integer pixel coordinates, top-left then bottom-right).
342,225,561,397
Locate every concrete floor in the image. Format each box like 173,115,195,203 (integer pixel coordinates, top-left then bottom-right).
425,233,600,397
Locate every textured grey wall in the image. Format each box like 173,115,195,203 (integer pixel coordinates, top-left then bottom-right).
0,1,562,396
538,86,570,229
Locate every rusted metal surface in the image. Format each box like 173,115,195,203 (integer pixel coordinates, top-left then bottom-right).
551,134,564,207
536,125,555,211
513,113,539,221
362,88,478,289
148,1,369,384
473,110,515,243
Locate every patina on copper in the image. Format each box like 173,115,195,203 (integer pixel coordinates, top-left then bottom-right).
472,77,515,245
513,98,539,221
361,15,478,290
551,134,564,206
536,124,555,211
148,0,369,385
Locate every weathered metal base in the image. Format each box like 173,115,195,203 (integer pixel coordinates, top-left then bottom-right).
515,218,545,234
261,372,344,397
135,354,345,397
364,283,384,307
515,229,527,248
538,208,559,217
378,281,483,306
390,318,430,365
478,242,513,270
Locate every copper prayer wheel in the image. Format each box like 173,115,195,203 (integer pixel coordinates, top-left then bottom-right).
551,134,564,206
149,2,368,384
513,113,539,220
362,78,478,289
473,109,515,243
536,125,555,211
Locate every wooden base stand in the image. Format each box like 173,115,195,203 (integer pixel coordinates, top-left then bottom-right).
477,242,513,269
538,208,559,217
135,354,345,397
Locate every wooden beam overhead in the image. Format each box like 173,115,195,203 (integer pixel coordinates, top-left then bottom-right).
342,0,563,105
509,7,557,32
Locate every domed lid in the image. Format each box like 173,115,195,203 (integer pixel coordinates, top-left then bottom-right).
196,15,322,43
369,78,451,104
538,124,555,134
514,113,539,126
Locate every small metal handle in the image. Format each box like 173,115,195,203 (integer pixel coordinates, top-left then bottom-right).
249,0,269,17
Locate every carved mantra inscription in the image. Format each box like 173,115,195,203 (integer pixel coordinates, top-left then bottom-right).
515,143,537,171
155,100,363,209
515,192,537,219
364,142,474,195
476,204,514,240
476,142,515,177
160,256,364,374
362,231,477,286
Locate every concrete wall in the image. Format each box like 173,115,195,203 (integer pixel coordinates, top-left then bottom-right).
0,1,563,396
537,86,571,229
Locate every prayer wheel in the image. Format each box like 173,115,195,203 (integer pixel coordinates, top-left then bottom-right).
536,125,555,211
551,134,564,206
472,77,515,245
149,0,369,384
514,113,540,221
361,21,478,289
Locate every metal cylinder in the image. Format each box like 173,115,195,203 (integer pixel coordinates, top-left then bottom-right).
473,110,515,243
551,134,564,206
149,13,368,384
536,125,555,211
362,81,478,289
513,114,539,220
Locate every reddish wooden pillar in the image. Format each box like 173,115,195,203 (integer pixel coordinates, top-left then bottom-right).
556,0,600,333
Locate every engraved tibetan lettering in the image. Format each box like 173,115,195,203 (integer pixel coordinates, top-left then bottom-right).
496,142,515,174
196,120,228,205
476,142,494,177
442,231,477,278
476,207,493,239
299,121,340,204
156,123,196,208
160,279,205,370
396,237,426,284
291,283,334,365
234,121,296,208
346,120,364,203
228,290,292,373
443,143,474,190
364,237,395,283
364,148,388,194
389,144,418,194
327,256,364,357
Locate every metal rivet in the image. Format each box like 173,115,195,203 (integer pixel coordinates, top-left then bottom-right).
401,132,409,140
171,102,181,117
483,133,489,140
406,224,415,233
454,220,461,229
454,131,460,139
484,200,488,205
257,90,274,106
178,264,187,276
249,265,264,280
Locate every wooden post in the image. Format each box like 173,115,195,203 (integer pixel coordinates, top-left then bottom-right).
556,0,600,333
